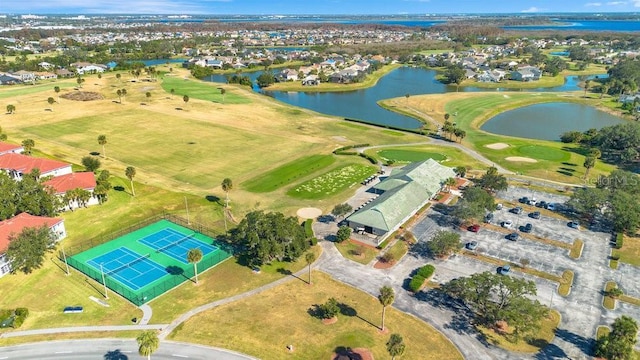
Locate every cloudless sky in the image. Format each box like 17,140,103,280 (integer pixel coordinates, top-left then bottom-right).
4,0,640,15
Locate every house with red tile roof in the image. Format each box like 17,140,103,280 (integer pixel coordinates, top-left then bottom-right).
0,142,24,156
0,153,72,180
44,172,99,210
0,213,66,277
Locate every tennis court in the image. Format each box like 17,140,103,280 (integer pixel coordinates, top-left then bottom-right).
139,228,218,265
67,219,232,305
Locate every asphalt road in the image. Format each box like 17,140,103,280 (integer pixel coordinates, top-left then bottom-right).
0,339,257,360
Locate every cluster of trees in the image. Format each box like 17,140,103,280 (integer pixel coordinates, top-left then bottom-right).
453,185,496,223
5,225,56,274
427,230,462,258
441,271,549,342
441,116,466,143
229,210,310,267
476,166,508,193
595,316,638,360
606,60,640,97
0,170,59,221
568,169,640,233
562,123,640,166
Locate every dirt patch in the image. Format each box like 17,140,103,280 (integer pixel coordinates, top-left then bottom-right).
60,91,104,101
373,260,394,269
331,348,374,360
297,207,322,219
332,136,348,142
505,156,538,163
322,317,338,325
485,142,509,150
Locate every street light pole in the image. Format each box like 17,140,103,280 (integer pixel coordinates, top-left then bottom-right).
184,196,190,225
61,246,70,276
100,264,108,299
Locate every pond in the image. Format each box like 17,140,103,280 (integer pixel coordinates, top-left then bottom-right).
480,102,625,141
204,68,609,130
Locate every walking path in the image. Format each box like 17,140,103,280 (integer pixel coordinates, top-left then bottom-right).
0,324,166,338
139,304,152,325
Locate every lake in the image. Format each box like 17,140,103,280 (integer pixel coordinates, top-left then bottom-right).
480,103,624,141
205,67,608,129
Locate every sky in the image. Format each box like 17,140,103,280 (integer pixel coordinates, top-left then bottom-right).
4,0,640,15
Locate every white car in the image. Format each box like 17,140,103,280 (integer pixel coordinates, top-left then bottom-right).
502,220,513,229
546,203,556,211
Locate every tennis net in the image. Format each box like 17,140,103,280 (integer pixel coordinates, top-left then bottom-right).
104,253,151,276
155,233,195,254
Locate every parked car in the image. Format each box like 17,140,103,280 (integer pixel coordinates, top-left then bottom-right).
468,224,481,233
466,241,478,250
519,197,529,204
568,221,580,229
546,203,556,211
498,265,511,275
502,220,513,229
537,200,547,208
507,232,519,241
510,207,523,215
496,203,503,210
528,199,537,206
522,223,533,233
529,211,541,219
484,213,494,223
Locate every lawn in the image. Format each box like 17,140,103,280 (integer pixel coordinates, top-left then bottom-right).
0,81,76,99
477,310,560,353
380,92,619,184
160,75,251,104
384,240,409,263
242,154,336,193
0,330,143,346
335,240,379,265
570,240,584,259
612,235,640,267
366,145,488,170
287,163,377,200
603,281,617,310
169,271,463,360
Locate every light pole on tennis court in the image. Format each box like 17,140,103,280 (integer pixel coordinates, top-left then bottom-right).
100,264,109,299
184,196,191,225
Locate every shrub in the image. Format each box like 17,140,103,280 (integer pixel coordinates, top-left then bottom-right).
332,144,370,154
358,152,377,164
11,316,24,328
607,286,624,298
319,298,339,319
303,219,314,238
381,252,395,263
615,233,624,249
610,254,620,261
309,237,318,246
417,264,435,279
409,275,426,292
336,226,352,243
14,308,29,318
0,309,11,322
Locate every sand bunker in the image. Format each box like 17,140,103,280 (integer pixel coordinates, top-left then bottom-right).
505,156,538,163
485,143,509,150
296,207,322,219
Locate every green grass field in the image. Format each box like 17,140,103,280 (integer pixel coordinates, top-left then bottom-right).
160,75,250,104
612,235,640,267
287,163,377,200
335,240,379,265
242,154,336,193
169,271,463,360
377,149,446,163
0,81,75,100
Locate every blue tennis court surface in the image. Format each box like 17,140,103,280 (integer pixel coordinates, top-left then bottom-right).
139,228,218,265
87,247,167,291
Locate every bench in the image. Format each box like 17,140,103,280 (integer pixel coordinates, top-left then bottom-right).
63,306,84,314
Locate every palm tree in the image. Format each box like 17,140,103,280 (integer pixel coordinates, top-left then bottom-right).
54,86,60,102
583,156,596,179
97,135,107,158
386,333,406,360
187,248,203,284
457,129,466,143
21,139,35,155
584,79,591,98
600,84,609,99
590,148,601,159
136,330,159,360
146,92,151,100
125,166,137,196
221,178,233,231
170,88,175,99
183,95,189,107
6,104,15,114
116,73,121,83
121,88,127,103
444,177,457,193
305,252,316,285
378,286,395,331
220,88,226,103
47,97,55,107
116,89,122,103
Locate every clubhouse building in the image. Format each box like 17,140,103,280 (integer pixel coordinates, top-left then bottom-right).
346,159,456,245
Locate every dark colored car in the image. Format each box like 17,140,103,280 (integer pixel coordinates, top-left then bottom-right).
506,232,519,241
568,221,580,229
537,201,547,208
522,223,533,233
519,197,529,204
468,224,481,233
498,265,511,275
529,211,541,219
484,213,494,223
510,207,523,215
466,241,478,250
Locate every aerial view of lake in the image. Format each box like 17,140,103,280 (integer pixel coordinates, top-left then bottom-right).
205,67,609,129
480,103,625,141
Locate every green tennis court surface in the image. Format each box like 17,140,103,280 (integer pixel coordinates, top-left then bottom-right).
68,219,231,305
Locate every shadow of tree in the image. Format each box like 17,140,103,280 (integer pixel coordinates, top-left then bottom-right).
276,268,292,276
113,186,125,191
338,303,357,317
332,347,363,360
104,349,129,360
317,215,335,223
307,304,325,320
166,266,184,276
205,195,220,204
534,342,568,359
554,328,594,357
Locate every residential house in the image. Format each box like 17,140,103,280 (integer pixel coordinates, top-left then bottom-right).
0,153,72,180
302,74,320,86
35,72,57,80
11,70,35,83
0,74,21,85
38,61,54,70
71,62,107,74
279,69,299,81
346,159,456,244
511,66,542,81
55,68,74,78
44,172,98,211
0,213,66,278
0,142,24,155
477,70,506,83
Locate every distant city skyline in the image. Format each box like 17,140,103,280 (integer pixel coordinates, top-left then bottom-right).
4,0,640,15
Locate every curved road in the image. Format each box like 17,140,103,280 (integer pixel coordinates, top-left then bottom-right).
0,339,257,360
